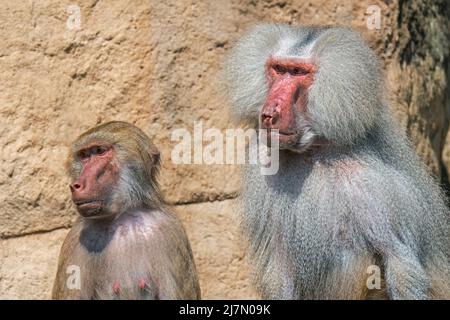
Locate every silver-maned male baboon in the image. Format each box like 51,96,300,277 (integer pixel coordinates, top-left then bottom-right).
223,25,449,299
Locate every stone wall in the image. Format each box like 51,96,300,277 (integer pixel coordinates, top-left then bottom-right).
0,0,448,299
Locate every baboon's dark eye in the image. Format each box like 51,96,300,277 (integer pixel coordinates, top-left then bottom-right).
78,150,89,160
273,65,287,74
96,146,107,155
290,67,308,76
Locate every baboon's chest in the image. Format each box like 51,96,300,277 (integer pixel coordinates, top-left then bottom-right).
69,232,157,299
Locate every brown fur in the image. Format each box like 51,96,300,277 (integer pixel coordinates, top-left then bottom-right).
52,121,200,300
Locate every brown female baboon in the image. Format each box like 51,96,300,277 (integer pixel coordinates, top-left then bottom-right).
53,121,200,300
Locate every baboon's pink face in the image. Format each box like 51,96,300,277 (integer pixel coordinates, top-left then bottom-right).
261,57,316,150
70,142,120,219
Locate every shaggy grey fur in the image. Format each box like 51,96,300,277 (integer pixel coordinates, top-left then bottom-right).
223,24,450,299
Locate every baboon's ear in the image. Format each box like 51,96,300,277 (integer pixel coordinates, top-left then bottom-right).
151,148,161,167
140,140,161,171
